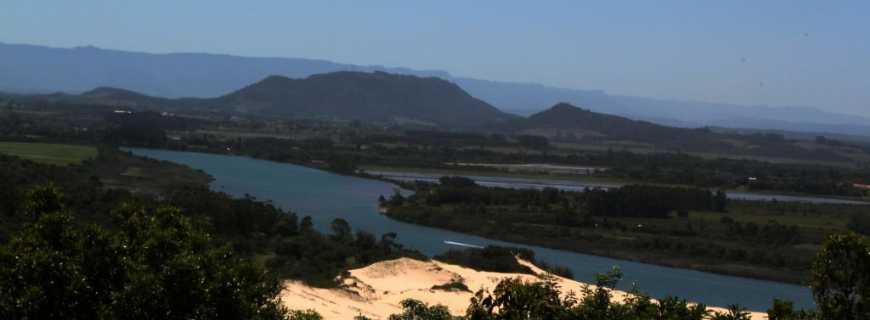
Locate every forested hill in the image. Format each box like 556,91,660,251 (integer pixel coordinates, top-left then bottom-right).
213,72,514,127
22,71,515,128
79,87,174,107
524,102,711,144
516,102,858,161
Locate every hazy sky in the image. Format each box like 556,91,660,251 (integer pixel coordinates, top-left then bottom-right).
2,1,868,116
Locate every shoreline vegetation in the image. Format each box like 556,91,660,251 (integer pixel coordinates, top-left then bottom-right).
378,176,869,285
362,166,870,204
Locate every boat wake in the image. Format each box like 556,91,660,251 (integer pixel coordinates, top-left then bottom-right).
443,240,485,249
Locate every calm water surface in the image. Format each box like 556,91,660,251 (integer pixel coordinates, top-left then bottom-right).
129,148,814,310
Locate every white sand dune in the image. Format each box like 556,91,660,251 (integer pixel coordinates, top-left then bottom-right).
279,257,766,319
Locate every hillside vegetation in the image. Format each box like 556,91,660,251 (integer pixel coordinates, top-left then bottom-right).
215,72,513,127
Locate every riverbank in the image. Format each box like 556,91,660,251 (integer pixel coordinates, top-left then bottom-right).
382,206,808,285
141,144,869,205
377,175,858,285
365,167,870,205
279,257,767,319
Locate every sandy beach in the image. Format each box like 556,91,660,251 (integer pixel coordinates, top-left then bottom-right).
279,257,767,319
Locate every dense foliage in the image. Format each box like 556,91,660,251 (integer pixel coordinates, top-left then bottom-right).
0,187,289,319
394,177,726,219
0,148,421,288
810,233,870,320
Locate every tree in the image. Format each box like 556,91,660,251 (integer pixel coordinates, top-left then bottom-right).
466,278,574,320
22,183,64,218
300,216,314,233
388,299,454,320
289,310,323,320
767,299,817,320
847,214,870,236
712,190,729,212
389,189,406,206
810,232,870,320
330,218,353,243
380,232,400,255
465,266,714,320
710,305,751,320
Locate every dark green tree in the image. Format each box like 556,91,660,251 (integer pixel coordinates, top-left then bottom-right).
810,232,870,320
0,186,291,320
712,190,729,212
330,218,353,243
767,299,818,320
388,299,454,320
466,277,575,320
300,216,315,233
289,310,323,320
22,183,64,218
710,305,751,320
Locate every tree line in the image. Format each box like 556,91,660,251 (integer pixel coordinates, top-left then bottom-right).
390,176,728,220
382,176,816,283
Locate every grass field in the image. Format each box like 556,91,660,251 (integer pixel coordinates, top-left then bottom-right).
0,142,97,165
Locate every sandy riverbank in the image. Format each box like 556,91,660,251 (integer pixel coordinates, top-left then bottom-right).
279,257,767,319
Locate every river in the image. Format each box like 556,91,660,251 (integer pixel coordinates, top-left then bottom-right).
129,148,815,311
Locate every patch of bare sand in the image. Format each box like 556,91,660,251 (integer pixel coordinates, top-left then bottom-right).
279,257,767,319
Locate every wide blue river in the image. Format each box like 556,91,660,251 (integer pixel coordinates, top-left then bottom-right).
129,148,814,311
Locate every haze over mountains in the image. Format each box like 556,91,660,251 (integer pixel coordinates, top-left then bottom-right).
2,42,870,137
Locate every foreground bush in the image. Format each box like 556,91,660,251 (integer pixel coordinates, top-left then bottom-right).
0,187,289,320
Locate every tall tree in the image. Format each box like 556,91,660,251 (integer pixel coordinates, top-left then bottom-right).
388,299,454,320
811,232,870,320
330,218,353,243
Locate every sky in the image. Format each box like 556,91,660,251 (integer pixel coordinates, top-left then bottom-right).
2,1,868,116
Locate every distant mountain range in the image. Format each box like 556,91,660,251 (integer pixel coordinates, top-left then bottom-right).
25,72,513,128
2,42,870,137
